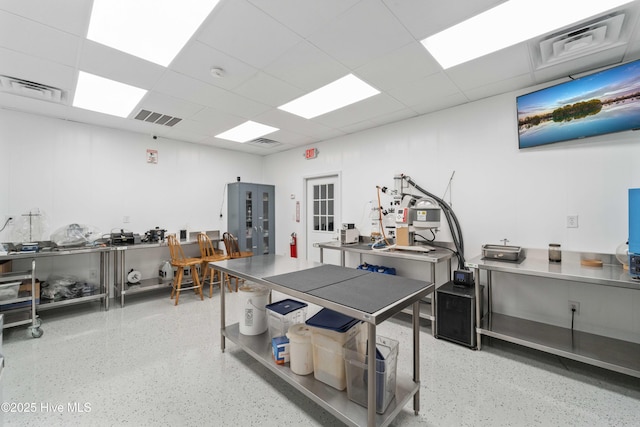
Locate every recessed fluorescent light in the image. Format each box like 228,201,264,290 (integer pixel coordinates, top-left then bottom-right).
421,0,631,69
87,0,220,66
73,71,147,117
278,74,380,119
215,121,279,143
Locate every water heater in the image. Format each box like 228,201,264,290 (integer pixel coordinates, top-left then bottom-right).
629,188,640,279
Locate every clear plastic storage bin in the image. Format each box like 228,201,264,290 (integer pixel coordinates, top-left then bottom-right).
343,335,399,414
266,299,308,338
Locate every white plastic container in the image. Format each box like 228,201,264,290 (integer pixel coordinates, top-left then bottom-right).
286,323,314,375
266,299,308,339
238,284,270,335
306,309,362,390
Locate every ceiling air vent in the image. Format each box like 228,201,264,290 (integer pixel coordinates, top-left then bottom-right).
247,137,282,148
0,75,66,103
535,13,626,69
134,109,182,127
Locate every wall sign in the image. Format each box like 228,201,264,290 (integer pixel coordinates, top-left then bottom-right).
304,148,318,159
147,149,158,164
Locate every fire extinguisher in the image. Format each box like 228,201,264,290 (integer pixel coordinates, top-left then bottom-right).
290,232,297,258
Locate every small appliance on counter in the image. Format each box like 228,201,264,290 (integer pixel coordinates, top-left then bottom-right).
110,229,135,246
340,223,359,244
144,227,166,243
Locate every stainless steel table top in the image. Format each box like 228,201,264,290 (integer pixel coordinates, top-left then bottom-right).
317,240,454,263
213,254,434,324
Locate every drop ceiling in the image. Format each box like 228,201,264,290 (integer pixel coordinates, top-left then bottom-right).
1,0,639,155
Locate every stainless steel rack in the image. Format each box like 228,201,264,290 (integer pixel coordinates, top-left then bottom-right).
213,254,434,427
466,249,640,378
0,260,42,338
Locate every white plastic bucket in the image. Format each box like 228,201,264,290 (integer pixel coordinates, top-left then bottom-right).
286,323,314,375
238,284,270,335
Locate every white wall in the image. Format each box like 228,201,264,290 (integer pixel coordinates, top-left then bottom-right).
263,91,640,343
0,109,264,242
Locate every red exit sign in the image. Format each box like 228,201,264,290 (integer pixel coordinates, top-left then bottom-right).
304,148,318,159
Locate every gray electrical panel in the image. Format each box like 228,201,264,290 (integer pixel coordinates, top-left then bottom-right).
227,182,275,255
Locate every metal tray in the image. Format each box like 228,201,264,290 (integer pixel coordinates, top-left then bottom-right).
482,244,525,262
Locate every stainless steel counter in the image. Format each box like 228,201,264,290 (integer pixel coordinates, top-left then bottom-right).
466,248,640,378
213,254,434,427
316,241,453,330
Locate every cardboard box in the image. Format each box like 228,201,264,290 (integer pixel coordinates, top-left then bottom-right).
0,260,12,274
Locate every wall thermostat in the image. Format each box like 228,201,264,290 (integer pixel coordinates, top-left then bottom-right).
453,269,474,287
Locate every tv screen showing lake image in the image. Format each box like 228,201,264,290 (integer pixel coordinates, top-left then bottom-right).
517,59,640,149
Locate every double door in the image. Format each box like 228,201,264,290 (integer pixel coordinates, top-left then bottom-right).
228,182,275,255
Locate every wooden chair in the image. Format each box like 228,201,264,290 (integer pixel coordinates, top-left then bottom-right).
222,232,253,291
197,232,231,296
167,234,203,305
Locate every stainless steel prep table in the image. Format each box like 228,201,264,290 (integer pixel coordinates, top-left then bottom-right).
1,246,111,311
213,254,434,427
316,241,452,332
466,249,640,378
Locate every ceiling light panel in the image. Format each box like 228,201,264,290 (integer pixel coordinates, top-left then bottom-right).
73,71,147,117
215,121,279,143
421,0,632,69
87,0,220,67
278,74,380,119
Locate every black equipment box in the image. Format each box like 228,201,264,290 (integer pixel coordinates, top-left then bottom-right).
436,281,483,348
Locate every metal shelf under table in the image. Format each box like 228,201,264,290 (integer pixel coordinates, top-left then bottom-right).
213,254,434,427
466,249,640,378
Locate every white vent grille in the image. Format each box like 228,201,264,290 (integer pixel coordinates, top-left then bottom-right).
536,13,626,69
134,109,182,127
247,137,281,148
0,75,66,103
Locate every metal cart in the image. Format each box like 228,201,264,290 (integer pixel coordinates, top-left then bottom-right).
0,260,43,338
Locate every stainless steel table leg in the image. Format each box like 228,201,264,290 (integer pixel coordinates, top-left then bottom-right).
367,321,376,427
220,264,226,352
101,252,109,311
430,264,436,335
120,250,126,308
319,247,324,264
474,267,481,350
413,300,420,415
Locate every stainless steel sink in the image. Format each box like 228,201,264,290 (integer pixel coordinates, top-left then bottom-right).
482,244,526,262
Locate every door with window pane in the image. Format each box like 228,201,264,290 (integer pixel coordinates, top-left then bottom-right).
306,175,340,264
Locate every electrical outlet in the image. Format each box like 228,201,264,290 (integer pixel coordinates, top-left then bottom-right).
567,215,579,228
123,216,130,223
89,270,97,281
569,300,580,315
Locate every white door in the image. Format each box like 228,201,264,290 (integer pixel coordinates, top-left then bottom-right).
305,174,341,264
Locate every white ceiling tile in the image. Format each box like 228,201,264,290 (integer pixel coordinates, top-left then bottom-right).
80,41,167,90
0,47,75,92
533,46,628,84
445,44,532,91
462,74,535,102
234,72,302,106
388,72,462,107
263,40,350,91
171,41,258,91
368,108,418,126
137,92,205,120
196,0,302,69
253,108,340,138
307,0,415,69
247,0,360,38
190,107,246,135
0,10,81,67
154,71,271,118
410,92,470,115
313,93,406,128
356,42,442,92
0,0,92,36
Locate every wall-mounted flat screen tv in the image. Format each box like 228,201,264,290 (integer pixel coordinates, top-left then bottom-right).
517,59,640,149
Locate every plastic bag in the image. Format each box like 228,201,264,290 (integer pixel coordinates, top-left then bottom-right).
50,223,101,247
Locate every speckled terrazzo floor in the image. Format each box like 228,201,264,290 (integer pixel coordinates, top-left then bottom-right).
1,288,639,427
